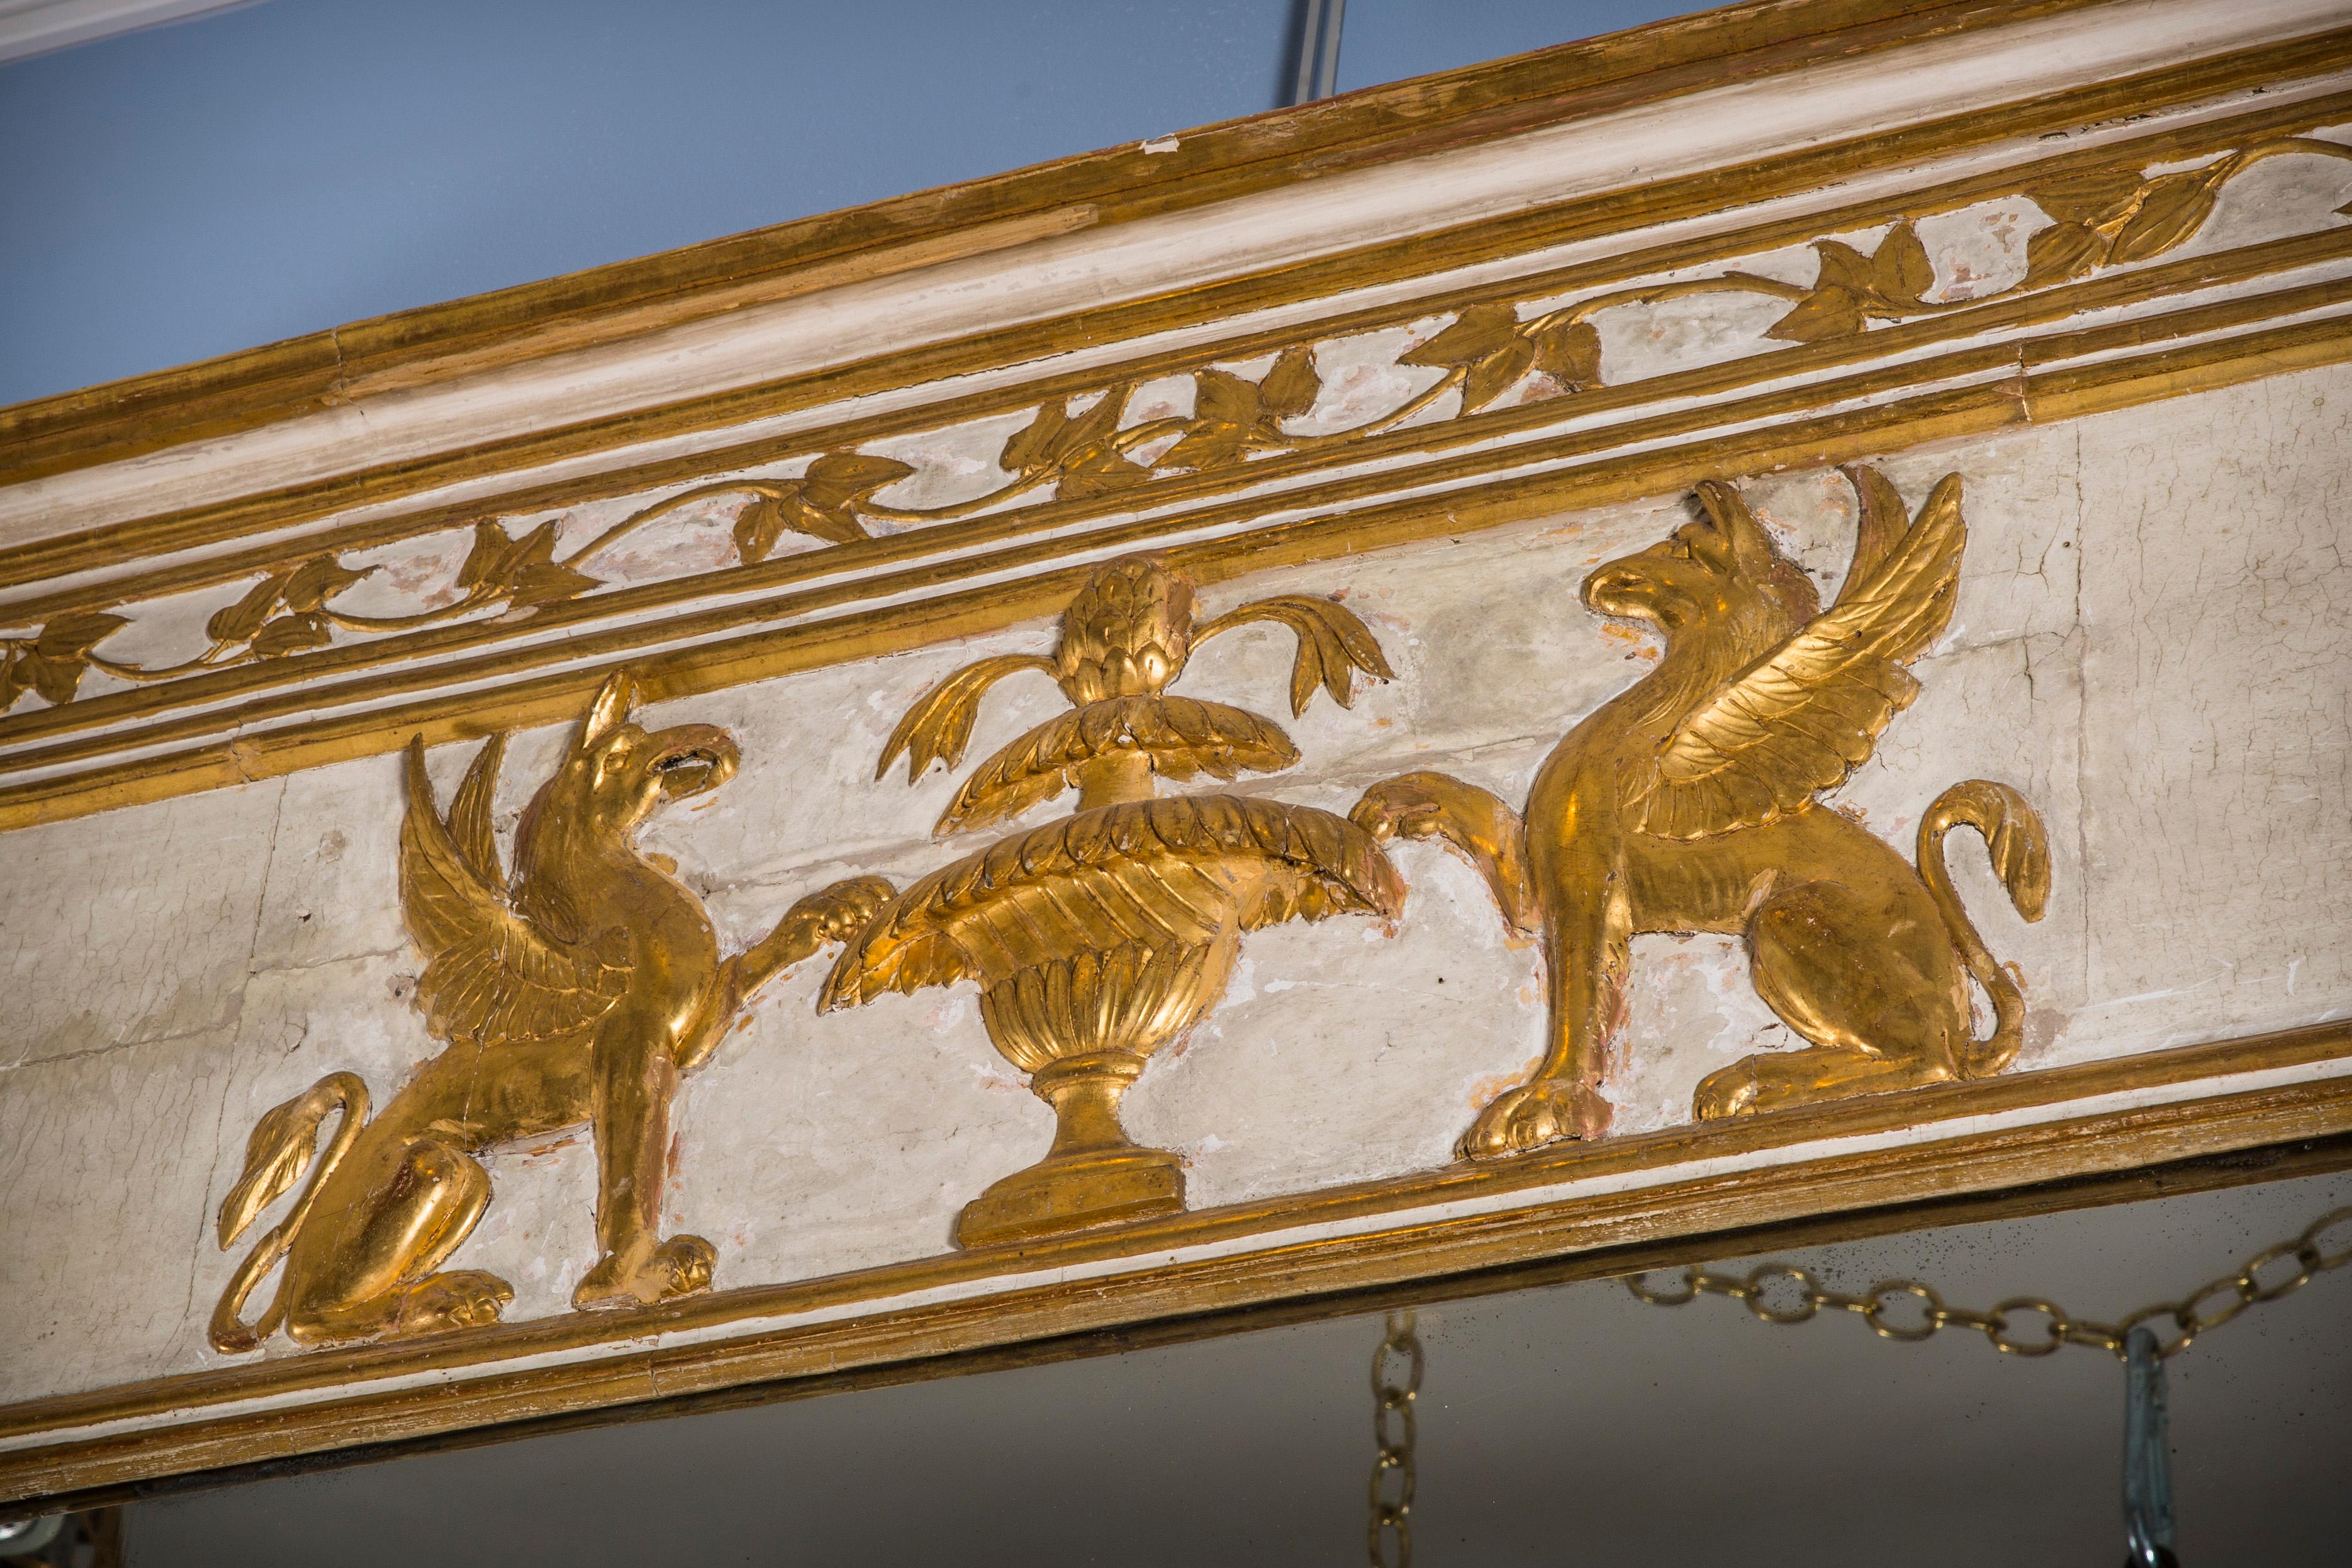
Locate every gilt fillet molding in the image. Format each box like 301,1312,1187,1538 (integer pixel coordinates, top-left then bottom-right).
0,0,2177,489
3,0,2346,547
3,1023,2348,1508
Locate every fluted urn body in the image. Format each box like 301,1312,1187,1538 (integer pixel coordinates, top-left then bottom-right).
822,557,1401,1247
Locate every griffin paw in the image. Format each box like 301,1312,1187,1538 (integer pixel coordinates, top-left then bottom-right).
790,876,896,944
1459,1079,1612,1158
573,1235,717,1310
391,1270,513,1336
1693,1062,1761,1121
1349,775,1452,842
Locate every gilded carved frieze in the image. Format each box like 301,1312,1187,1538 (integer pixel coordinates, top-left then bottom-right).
4,117,2346,763
12,0,2352,1511
199,462,2054,1344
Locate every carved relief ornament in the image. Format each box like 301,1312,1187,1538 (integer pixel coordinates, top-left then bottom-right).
1355,466,2051,1153
209,675,890,1350
822,557,1404,1247
204,463,2051,1347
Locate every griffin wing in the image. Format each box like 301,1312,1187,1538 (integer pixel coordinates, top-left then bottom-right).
399,737,631,1048
1631,473,1965,840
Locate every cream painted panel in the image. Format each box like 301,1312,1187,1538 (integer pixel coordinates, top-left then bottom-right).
2073,362,2352,1047
0,777,281,1068
0,1028,242,1405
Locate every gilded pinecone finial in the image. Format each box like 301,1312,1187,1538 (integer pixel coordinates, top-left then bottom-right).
1053,556,1195,705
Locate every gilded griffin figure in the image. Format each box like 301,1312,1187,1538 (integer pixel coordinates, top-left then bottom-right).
821,556,1403,1248
209,673,891,1349
1353,468,2051,1153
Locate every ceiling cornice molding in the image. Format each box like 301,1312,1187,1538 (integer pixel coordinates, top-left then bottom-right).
0,0,248,65
0,0,2126,486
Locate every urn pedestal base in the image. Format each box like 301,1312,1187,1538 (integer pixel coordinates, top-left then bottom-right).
953,1145,1186,1248
953,1048,1186,1248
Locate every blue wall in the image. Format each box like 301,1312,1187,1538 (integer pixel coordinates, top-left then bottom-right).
0,1,1694,406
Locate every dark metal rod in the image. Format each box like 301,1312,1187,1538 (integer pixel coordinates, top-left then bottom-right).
2122,1326,2180,1567
1291,0,1347,105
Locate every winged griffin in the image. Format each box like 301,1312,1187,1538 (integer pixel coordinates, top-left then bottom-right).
1353,467,2051,1154
209,673,890,1349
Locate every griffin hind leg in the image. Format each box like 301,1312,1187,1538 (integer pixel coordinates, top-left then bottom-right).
281,1135,511,1345
1697,879,1967,1121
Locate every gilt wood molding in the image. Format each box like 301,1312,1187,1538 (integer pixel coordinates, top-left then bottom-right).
2,1022,2346,1507
0,0,2129,489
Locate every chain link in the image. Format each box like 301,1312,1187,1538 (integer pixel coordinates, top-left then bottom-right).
1622,1204,2352,1362
1367,1309,1422,1568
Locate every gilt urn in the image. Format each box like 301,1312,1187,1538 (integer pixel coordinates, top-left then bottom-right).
820,556,1403,1247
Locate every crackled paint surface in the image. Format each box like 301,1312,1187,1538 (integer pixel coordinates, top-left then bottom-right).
3,364,2350,1409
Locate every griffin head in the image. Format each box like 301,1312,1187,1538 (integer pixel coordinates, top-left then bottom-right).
1581,479,1820,647
540,670,741,839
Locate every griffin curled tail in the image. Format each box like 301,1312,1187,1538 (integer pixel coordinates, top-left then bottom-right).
208,1072,370,1353
1917,780,2051,1080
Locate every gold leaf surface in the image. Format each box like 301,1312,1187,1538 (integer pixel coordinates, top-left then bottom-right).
938,694,1299,836
820,793,1401,1005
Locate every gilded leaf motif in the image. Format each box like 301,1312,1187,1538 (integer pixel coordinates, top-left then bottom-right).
1808,239,1879,299
0,608,132,709
998,401,1070,474
799,452,916,512
456,521,521,591
1399,303,1540,413
1057,452,1155,500
875,653,1058,783
16,606,124,710
1190,367,1261,428
280,554,375,613
1058,386,1130,455
21,650,88,705
1460,335,1537,412
1764,285,1867,343
505,560,603,608
1766,225,1936,342
207,569,294,644
2107,165,2229,265
1255,345,1321,421
1160,368,1260,471
1529,319,1603,391
1870,224,1936,306
250,612,334,658
2020,220,2105,289
1197,594,1395,717
2024,167,2145,226
34,609,128,659
1399,303,1521,371
731,497,792,563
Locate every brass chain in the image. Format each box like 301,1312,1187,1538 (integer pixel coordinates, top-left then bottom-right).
1621,1204,2352,1360
1367,1309,1422,1568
